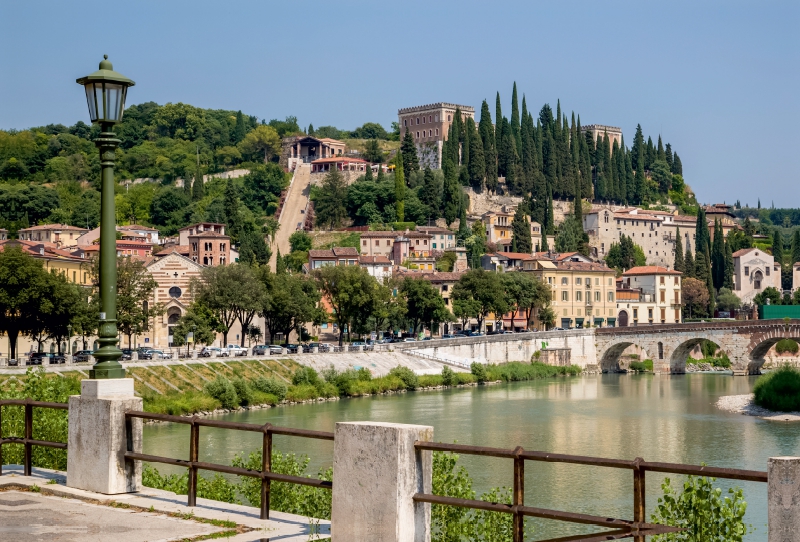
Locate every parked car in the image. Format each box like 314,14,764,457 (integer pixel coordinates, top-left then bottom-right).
307,342,331,352
223,344,248,357
140,349,171,360
29,352,65,365
269,345,284,355
121,348,134,361
281,343,299,353
441,334,456,339
8,358,18,366
252,345,269,356
351,341,366,347
403,337,417,343
199,347,222,358
74,350,93,363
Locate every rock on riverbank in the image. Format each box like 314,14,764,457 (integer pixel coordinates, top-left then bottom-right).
716,394,800,421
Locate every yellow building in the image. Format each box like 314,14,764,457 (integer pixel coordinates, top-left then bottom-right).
525,255,617,328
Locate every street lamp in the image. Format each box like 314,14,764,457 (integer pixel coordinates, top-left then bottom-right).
77,55,135,379
67,324,72,355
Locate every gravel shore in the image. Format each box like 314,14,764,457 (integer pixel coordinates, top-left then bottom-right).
716,394,800,421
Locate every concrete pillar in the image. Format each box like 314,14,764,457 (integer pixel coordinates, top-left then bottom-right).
332,422,433,542
355,345,364,353
294,348,303,356
88,355,95,364
311,347,319,354
769,456,800,541
64,355,73,365
131,351,138,361
67,379,142,494
191,350,198,359
281,348,288,355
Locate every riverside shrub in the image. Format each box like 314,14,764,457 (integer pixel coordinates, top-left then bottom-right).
203,377,239,409
441,365,455,386
231,378,254,406
388,366,419,390
252,376,287,402
753,365,800,411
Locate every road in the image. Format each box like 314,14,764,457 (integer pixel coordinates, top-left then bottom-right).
271,163,311,270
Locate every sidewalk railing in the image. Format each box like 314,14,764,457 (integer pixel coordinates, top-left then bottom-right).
0,399,68,476
123,411,333,520
414,441,767,542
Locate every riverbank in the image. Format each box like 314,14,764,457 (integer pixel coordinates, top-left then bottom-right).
715,394,800,421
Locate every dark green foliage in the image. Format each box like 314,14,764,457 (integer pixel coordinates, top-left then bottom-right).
754,286,782,306
314,167,349,229
401,130,419,174
292,366,321,387
441,365,455,386
792,231,800,264
466,118,485,191
395,156,406,222
203,376,239,409
724,241,734,290
419,167,442,219
605,234,646,271
684,248,695,279
711,220,726,290
388,365,419,390
772,230,784,262
754,365,800,412
510,205,532,253
555,215,588,255
673,229,685,273
479,100,498,193
776,339,799,355
470,362,488,383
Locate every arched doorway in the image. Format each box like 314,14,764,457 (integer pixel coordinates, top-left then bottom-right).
167,308,182,347
618,310,629,327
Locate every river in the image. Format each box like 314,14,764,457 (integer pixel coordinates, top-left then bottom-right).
143,373,796,540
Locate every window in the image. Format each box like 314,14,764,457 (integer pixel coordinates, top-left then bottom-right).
608,291,614,302
562,291,569,301
561,277,568,285
648,308,653,320
429,115,432,123
608,278,613,285
766,267,770,276
576,291,582,302
447,114,451,121
169,286,182,298
674,276,679,285
586,277,591,287
416,131,420,138
375,240,379,246
435,128,439,136
595,291,601,301
633,308,638,318
429,130,432,137
404,119,407,127
442,285,448,292
362,240,367,246
744,266,749,275
435,114,439,121
72,271,76,282
595,278,599,285
660,308,666,322
675,291,680,304
576,278,582,285
660,276,665,285
660,291,665,302
416,118,420,125
422,116,426,124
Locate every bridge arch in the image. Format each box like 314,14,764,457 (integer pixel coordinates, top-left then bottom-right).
668,338,707,373
599,340,650,372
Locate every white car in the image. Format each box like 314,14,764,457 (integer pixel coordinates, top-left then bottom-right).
223,344,248,357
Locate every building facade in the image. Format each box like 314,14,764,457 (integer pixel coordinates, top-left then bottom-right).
308,247,360,269
580,125,622,150
283,136,346,171
18,224,88,249
359,255,393,283
732,248,781,303
616,266,683,326
397,103,475,169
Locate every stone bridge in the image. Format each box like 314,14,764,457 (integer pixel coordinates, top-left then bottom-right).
395,320,800,375
595,320,800,375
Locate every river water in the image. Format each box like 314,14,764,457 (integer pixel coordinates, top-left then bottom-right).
143,374,796,540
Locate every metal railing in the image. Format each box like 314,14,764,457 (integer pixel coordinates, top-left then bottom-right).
0,399,68,477
123,411,334,520
413,441,767,542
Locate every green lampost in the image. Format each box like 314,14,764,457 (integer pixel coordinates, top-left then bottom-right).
77,56,135,379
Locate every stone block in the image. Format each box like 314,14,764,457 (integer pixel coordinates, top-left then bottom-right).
311,347,319,354
769,456,800,541
332,421,433,542
67,379,142,495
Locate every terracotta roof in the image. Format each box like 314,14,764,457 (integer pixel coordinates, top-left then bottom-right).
622,266,682,276
311,157,368,164
187,231,230,239
398,270,464,282
360,231,401,238
318,137,345,144
0,240,84,261
18,223,87,231
416,226,453,234
178,222,225,232
359,255,391,264
309,247,360,258
491,252,534,261
155,245,191,257
118,224,158,231
731,247,759,258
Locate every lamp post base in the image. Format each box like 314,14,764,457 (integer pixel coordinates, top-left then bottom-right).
90,365,127,379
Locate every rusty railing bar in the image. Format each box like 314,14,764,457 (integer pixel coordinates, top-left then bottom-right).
0,399,68,409
187,419,199,508
261,423,272,520
641,461,768,483
512,446,524,542
24,401,32,476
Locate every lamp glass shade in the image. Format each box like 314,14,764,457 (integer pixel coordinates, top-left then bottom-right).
83,81,128,124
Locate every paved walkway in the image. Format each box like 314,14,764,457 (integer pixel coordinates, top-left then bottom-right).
271,163,311,270
0,466,330,541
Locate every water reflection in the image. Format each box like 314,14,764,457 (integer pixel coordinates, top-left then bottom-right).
144,374,782,540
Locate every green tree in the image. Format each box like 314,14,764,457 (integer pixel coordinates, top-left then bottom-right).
555,216,589,256
466,118,485,191
363,139,384,164
441,157,461,226
192,165,205,201
419,167,442,220
289,231,312,253
772,229,784,263
724,241,734,290
754,286,782,306
401,277,453,335
451,269,507,331
711,219,725,290
313,265,378,345
501,273,538,331
606,234,646,272
479,100,498,193
673,229,685,273
238,125,281,163
315,167,349,229
684,247,695,279
683,277,710,318
172,302,224,347
197,264,265,346
260,270,321,343
400,131,419,174
716,288,741,312
223,180,243,239
792,230,800,264
395,155,406,223
510,206,532,253
238,228,271,266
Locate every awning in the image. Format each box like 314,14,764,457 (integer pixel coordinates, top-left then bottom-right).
575,318,584,327
593,317,605,325
607,317,617,327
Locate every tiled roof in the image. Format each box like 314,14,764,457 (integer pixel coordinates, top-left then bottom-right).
18,223,87,231
0,240,84,261
398,270,464,282
359,255,391,264
187,231,229,238
155,245,191,257
491,252,534,260
118,224,158,231
416,226,453,234
622,266,682,276
555,261,614,272
732,247,759,258
309,247,360,258
360,231,401,238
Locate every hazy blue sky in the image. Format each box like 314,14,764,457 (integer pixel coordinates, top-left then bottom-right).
1,1,798,206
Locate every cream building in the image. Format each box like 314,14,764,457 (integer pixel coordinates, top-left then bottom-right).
18,224,88,249
397,102,475,168
580,124,622,150
732,248,781,304
525,256,617,329
616,266,683,327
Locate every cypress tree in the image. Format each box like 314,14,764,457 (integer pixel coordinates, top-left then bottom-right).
574,173,583,226
233,111,247,144
376,166,385,183
307,123,315,136
420,166,441,219
510,82,521,153
467,118,485,191
275,249,286,274
183,175,192,197
459,117,471,187
705,251,715,315
192,165,205,201
672,153,682,175
684,247,695,279
724,241,734,290
631,124,644,172
657,135,665,162
773,230,784,263
645,136,655,170
792,230,800,264
546,184,555,235
401,130,420,174
711,219,725,290
673,229,684,272
363,161,374,181
479,100,498,193
395,153,406,222
457,197,470,243
495,92,503,140
511,205,532,254
441,157,461,226
665,143,674,171
695,208,710,258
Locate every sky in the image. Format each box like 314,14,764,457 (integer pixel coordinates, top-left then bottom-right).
1,1,798,206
